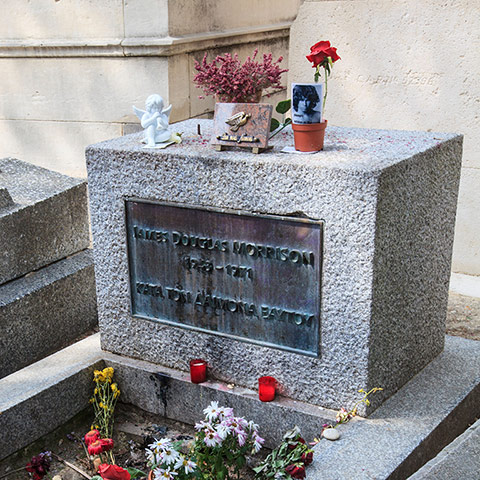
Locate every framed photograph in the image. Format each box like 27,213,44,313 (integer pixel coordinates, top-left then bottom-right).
291,83,323,124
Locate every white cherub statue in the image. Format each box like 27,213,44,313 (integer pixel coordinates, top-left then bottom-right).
133,94,173,147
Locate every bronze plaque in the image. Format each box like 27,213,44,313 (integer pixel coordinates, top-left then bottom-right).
125,200,323,356
211,103,273,150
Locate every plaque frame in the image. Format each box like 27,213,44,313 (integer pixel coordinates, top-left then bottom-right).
124,198,323,357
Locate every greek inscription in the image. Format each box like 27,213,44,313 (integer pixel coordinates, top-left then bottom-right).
136,282,165,298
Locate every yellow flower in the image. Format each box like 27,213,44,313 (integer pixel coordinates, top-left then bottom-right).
99,402,104,408
111,383,118,392
114,390,120,399
102,367,114,381
94,388,98,394
89,398,94,404
94,370,106,383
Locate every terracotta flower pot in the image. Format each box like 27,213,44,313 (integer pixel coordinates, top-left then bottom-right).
292,120,327,152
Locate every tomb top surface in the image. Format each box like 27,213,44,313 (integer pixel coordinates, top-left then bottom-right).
0,157,84,213
88,119,460,173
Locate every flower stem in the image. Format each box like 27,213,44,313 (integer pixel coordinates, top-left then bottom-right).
322,67,328,119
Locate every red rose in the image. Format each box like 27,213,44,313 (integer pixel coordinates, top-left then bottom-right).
98,464,131,480
88,439,104,455
301,451,313,466
285,464,306,479
100,438,114,452
306,41,341,67
84,429,100,446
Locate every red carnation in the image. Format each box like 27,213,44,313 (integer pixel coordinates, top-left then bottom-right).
88,439,104,455
285,464,306,479
100,438,114,452
84,429,100,446
301,451,313,466
98,464,131,480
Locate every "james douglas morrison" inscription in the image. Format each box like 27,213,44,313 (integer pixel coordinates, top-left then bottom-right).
125,200,323,356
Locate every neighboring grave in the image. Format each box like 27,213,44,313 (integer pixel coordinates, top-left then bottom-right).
0,158,97,378
0,158,90,284
86,120,462,413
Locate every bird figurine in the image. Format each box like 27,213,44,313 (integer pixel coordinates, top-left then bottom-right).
225,112,251,132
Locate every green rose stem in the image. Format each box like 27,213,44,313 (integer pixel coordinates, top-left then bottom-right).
314,56,333,118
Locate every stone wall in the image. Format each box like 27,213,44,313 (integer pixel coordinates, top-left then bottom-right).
0,0,301,178
288,0,479,275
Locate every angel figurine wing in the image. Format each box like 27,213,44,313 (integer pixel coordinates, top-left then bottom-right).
133,105,146,120
162,104,172,119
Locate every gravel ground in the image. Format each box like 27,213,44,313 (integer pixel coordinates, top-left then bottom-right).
446,292,480,340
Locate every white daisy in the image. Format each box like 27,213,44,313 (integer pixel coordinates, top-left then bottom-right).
174,455,197,474
215,422,232,439
252,434,265,453
204,428,220,447
153,467,178,480
149,437,172,453
161,447,180,465
248,420,259,432
203,401,220,421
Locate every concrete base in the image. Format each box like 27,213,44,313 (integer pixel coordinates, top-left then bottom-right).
409,418,480,479
0,334,104,461
2,334,480,479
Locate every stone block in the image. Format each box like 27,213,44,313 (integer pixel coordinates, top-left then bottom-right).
307,335,480,479
0,121,122,178
0,334,103,461
0,0,124,41
0,57,169,123
0,157,90,282
86,119,462,413
452,167,480,275
0,188,13,209
105,353,336,449
410,418,480,480
0,250,97,379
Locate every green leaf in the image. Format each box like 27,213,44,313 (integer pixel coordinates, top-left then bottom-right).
276,99,291,114
126,468,147,479
284,118,292,125
90,476,103,480
270,117,280,132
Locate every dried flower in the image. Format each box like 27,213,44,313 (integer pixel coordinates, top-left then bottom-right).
25,451,51,480
88,439,104,456
193,49,287,103
100,438,114,452
84,429,100,445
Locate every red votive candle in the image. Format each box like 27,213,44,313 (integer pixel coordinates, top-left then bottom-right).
190,359,207,383
258,376,276,402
